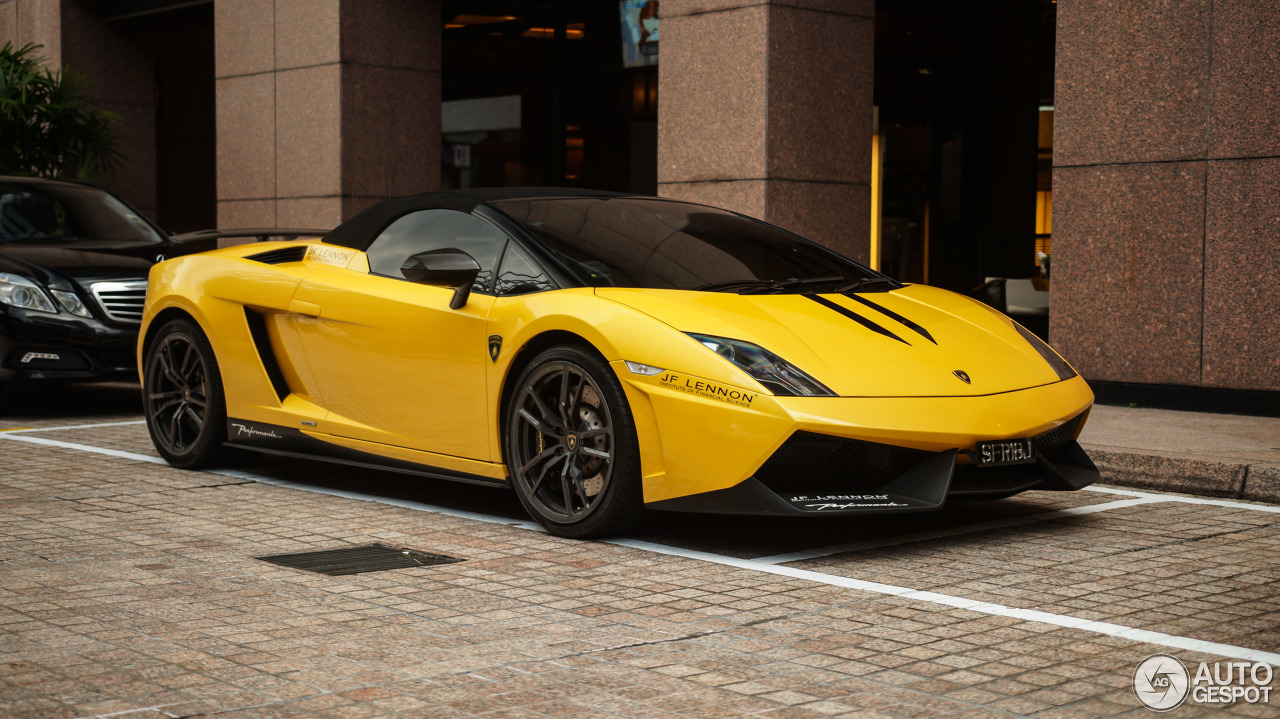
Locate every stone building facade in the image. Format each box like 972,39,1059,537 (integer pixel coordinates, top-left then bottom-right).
1050,0,1280,396
2,0,1276,396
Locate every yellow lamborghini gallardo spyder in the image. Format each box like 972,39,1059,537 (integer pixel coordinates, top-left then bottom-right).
139,189,1098,538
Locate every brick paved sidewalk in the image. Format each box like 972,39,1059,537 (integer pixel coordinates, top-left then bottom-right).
3,416,1278,718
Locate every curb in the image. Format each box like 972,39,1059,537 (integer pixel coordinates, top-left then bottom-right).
1084,446,1280,504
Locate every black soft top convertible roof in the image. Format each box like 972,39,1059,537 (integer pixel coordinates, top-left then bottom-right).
321,187,628,252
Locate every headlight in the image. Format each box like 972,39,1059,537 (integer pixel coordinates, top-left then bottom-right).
1014,323,1077,381
0,272,58,314
50,289,92,318
687,333,835,397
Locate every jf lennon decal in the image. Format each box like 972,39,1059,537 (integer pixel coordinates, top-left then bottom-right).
657,372,755,408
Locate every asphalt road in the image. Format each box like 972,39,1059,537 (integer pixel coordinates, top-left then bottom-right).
2,384,1277,718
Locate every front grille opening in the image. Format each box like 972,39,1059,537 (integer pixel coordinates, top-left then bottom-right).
754,432,933,495
1035,412,1085,459
256,543,461,576
90,280,147,323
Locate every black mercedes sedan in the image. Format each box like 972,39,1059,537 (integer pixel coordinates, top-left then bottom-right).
0,176,222,397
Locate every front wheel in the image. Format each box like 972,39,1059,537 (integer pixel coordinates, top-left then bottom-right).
142,318,235,468
504,345,643,538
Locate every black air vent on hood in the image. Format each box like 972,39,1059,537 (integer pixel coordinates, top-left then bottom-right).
245,246,308,265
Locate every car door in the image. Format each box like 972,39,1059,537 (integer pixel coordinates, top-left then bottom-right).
291,209,508,461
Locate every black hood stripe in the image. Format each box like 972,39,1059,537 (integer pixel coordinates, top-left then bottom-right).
805,295,910,345
842,293,936,345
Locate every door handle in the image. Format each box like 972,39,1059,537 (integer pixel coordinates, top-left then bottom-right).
289,299,321,317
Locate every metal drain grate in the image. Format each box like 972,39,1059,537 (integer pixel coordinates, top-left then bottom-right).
255,543,461,576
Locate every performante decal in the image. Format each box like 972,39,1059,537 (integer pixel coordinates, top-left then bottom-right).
657,372,755,408
842,293,937,344
805,295,910,345
229,422,283,440
305,244,357,267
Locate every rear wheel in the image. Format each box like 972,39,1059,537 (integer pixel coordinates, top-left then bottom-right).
143,318,235,468
504,345,643,538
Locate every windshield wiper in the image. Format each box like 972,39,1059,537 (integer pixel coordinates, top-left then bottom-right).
838,277,902,293
693,276,846,294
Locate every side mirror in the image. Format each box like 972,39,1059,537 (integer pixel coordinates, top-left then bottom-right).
401,248,481,310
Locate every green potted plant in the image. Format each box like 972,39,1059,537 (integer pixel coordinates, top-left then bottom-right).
0,42,122,180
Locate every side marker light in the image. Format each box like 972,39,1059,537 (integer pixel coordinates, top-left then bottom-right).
624,361,664,376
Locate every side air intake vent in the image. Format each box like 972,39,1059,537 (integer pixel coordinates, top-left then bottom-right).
246,246,308,265
244,308,291,401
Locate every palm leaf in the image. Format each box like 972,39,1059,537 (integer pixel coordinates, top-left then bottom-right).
0,42,123,179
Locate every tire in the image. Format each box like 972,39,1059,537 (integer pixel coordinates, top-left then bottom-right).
142,318,236,468
503,344,644,538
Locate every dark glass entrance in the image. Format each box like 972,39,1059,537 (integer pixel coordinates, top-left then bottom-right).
442,1,658,194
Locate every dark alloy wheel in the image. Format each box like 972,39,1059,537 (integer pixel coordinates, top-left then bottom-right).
505,345,643,538
143,318,234,468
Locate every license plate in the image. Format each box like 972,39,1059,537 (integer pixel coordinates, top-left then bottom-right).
975,438,1035,467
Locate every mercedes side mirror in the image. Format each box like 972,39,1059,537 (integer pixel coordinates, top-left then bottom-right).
401,248,481,310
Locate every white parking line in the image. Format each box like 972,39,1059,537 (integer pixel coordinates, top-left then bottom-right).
2,433,167,464
7,430,1280,665
73,703,188,719
611,538,1280,666
753,496,1165,564
1086,484,1280,514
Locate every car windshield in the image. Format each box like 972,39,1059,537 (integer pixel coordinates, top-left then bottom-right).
493,197,883,292
0,182,166,246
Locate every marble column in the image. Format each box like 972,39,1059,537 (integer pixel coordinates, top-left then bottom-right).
2,0,157,218
0,0,61,66
215,0,440,233
1052,0,1280,392
657,0,874,262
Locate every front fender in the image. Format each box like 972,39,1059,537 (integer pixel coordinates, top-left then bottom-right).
485,289,771,498
140,252,310,424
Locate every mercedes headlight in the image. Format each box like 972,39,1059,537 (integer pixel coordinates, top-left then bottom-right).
0,272,58,314
687,333,835,397
1014,323,1077,381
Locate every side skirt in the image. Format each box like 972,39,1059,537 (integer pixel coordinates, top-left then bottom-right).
224,418,507,488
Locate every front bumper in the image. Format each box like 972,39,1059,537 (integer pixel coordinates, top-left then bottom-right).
649,415,1097,516
618,366,1098,516
0,305,139,388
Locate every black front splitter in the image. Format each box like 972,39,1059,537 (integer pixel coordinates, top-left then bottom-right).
648,442,1101,516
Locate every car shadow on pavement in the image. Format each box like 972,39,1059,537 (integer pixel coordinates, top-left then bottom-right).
0,385,1100,561
241,452,531,522
239,451,1074,560
1,381,141,421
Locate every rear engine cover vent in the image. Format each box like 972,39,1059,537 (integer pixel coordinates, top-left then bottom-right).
255,543,461,576
246,246,308,265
